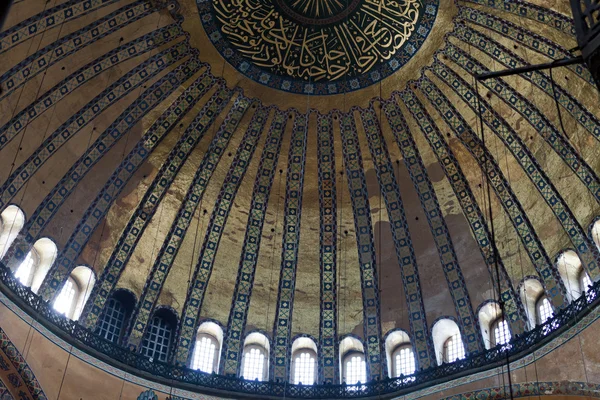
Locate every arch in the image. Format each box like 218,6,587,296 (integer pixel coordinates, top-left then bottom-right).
241,332,270,381
384,329,412,377
556,250,587,302
290,336,317,385
95,289,136,344
140,307,178,363
477,300,509,349
0,205,25,260
431,318,464,365
71,265,96,320
14,238,57,293
53,265,95,320
590,218,600,251
192,320,224,373
339,335,366,384
518,277,548,329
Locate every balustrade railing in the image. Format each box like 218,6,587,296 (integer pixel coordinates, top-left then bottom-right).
0,261,598,399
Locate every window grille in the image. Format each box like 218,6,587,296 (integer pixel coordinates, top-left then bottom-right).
242,347,266,381
141,316,173,362
293,351,315,385
95,297,126,343
192,335,217,373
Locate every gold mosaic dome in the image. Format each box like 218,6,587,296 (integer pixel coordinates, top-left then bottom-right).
1,0,600,397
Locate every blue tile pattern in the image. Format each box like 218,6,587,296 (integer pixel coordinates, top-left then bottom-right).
371,104,483,354
316,112,338,384
219,109,288,376
417,82,568,309
36,61,224,302
0,0,121,54
271,113,308,381
399,90,527,334
338,112,389,378
428,61,600,282
0,41,191,216
125,102,264,351
78,72,227,328
0,0,154,101
174,108,286,366
0,24,183,151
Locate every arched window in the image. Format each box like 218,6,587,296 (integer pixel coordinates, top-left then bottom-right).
491,318,511,346
141,308,177,363
339,336,366,385
519,277,553,329
394,345,416,377
0,205,25,259
192,321,223,373
344,353,366,385
52,265,95,320
431,319,464,365
556,250,590,301
13,238,57,293
241,332,269,381
53,277,77,317
95,290,136,344
290,337,317,385
536,296,554,325
478,301,511,349
14,250,36,286
443,335,465,363
384,329,416,379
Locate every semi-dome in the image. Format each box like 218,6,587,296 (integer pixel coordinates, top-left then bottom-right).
1,0,600,399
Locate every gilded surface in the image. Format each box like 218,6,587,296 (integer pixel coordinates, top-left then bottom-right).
205,0,434,93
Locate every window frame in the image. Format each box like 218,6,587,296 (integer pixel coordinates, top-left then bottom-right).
140,314,175,363
392,344,416,378
535,295,554,325
290,348,317,385
442,334,465,363
14,249,39,287
53,277,79,319
342,351,367,385
191,333,219,373
95,296,127,344
241,344,268,382
491,317,511,347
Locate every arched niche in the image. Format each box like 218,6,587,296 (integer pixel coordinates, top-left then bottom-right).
556,250,585,302
290,336,317,384
241,332,270,381
384,329,411,377
192,320,224,373
71,265,96,320
518,277,546,329
28,238,58,294
0,205,25,259
339,335,365,384
431,318,463,365
477,301,503,349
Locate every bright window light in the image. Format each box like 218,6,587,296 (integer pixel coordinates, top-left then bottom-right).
192,336,217,373
293,351,315,385
242,347,265,381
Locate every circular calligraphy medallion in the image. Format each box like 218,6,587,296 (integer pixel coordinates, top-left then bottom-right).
197,0,438,94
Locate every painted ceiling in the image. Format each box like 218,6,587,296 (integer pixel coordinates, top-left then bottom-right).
1,0,600,385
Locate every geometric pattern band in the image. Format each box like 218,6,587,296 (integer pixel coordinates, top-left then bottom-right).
418,82,568,310
79,71,227,328
175,106,280,366
372,104,483,354
317,112,338,384
271,113,308,382
339,112,388,379
220,109,288,376
398,90,528,334
123,87,242,350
